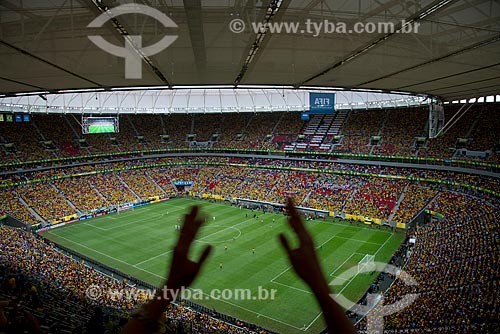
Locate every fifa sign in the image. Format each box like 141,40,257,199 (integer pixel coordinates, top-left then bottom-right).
309,92,335,114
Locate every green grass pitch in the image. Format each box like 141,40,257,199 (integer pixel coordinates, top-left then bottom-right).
88,124,115,133
40,198,405,333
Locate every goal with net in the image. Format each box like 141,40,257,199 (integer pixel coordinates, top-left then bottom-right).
358,254,375,273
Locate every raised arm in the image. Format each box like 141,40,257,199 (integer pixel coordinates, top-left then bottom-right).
124,205,212,333
279,198,355,334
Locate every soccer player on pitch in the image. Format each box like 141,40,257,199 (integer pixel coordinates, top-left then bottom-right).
124,199,355,334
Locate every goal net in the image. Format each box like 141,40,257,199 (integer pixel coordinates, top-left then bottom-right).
358,254,375,274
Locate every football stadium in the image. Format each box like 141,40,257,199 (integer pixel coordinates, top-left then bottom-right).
0,1,499,334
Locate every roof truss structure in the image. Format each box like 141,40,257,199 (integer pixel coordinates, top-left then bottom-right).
0,0,499,100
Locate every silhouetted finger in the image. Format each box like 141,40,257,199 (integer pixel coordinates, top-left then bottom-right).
279,233,293,256
181,206,203,237
176,206,203,252
286,198,307,235
197,245,213,267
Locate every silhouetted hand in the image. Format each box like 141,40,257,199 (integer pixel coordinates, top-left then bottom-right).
125,205,212,334
279,198,355,334
167,205,212,290
279,198,326,290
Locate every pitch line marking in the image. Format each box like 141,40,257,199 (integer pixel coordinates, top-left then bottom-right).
93,206,185,230
44,231,166,279
334,236,382,245
270,280,312,294
42,231,303,331
193,225,242,244
329,253,357,277
334,232,393,297
305,233,394,330
83,222,107,231
271,232,356,283
270,233,357,297
133,218,254,267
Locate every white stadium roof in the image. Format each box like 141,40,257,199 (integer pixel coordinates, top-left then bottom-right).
0,87,430,114
0,0,499,103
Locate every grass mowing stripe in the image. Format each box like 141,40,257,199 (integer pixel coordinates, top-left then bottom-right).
45,230,166,279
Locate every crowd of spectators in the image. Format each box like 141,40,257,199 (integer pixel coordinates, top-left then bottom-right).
0,188,38,225
197,166,282,201
55,176,107,213
1,105,498,167
87,173,138,206
356,192,499,333
127,115,165,150
2,156,499,226
162,114,193,148
188,166,223,194
304,175,363,213
190,114,223,142
467,107,499,151
339,109,387,154
0,120,51,163
371,108,426,157
213,114,253,149
267,171,315,204
271,112,304,143
0,226,134,311
146,168,184,196
0,226,271,333
391,184,439,224
16,183,74,223
342,178,406,220
118,170,164,200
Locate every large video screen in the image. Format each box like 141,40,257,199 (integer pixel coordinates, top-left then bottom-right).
82,117,119,134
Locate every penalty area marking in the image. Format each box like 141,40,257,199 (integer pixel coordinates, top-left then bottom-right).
332,233,394,298
271,232,358,283
305,233,395,330
271,233,387,331
328,252,365,277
